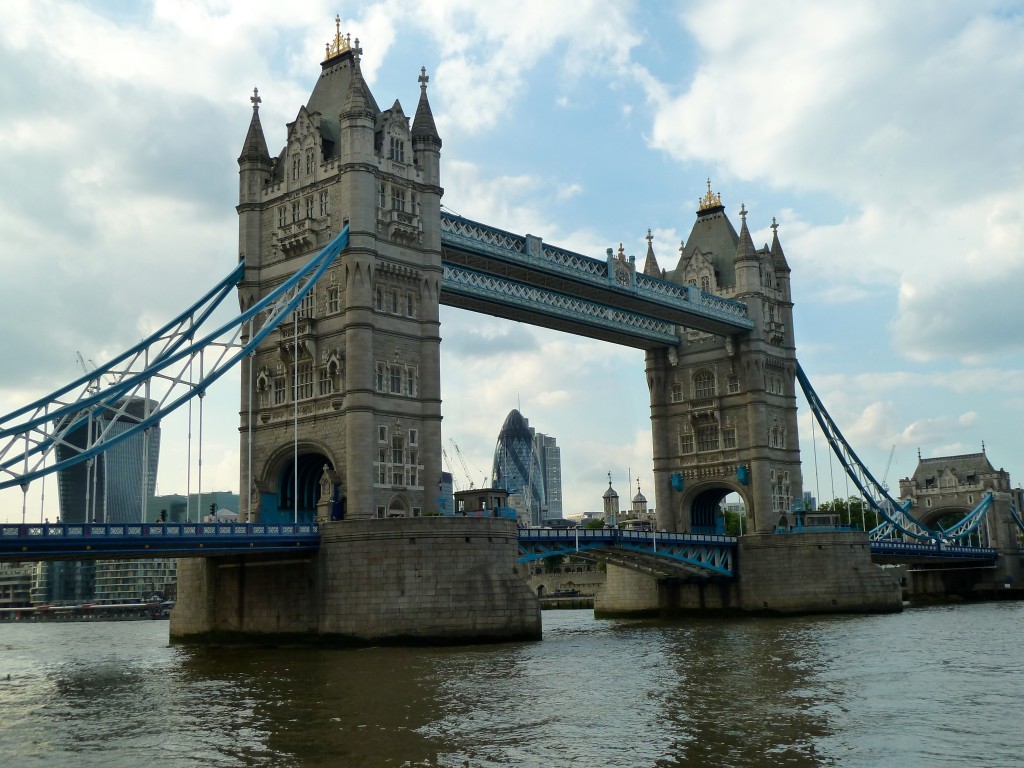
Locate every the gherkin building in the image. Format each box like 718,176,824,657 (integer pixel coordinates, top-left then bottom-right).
490,409,546,525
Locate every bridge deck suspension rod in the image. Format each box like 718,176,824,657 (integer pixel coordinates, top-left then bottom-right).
796,362,935,541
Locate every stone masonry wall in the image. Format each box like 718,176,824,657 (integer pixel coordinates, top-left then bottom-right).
171,517,540,645
737,531,902,614
318,517,540,643
594,564,660,617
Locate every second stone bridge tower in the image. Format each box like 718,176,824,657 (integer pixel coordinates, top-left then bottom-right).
645,185,802,534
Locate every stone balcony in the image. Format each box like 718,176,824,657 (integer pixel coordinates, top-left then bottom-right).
276,218,322,257
378,208,421,242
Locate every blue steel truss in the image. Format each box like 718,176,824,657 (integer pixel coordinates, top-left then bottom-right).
440,212,754,338
518,528,736,578
1009,504,1024,535
0,521,319,561
442,264,680,346
796,362,993,544
0,226,350,492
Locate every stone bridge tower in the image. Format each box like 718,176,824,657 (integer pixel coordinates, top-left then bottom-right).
235,26,443,523
644,184,802,534
899,451,1023,554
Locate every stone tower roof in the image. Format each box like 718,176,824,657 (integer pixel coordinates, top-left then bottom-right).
910,452,996,485
770,217,790,272
734,203,758,264
670,180,739,288
642,229,661,276
305,38,380,160
412,66,441,145
238,87,270,164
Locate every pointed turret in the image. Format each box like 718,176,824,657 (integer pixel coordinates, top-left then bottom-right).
237,86,273,269
238,87,271,164
412,66,442,191
342,47,374,118
734,203,758,263
412,66,441,146
770,217,790,273
732,203,763,299
642,229,661,277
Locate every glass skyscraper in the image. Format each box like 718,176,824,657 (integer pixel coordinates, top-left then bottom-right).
490,409,562,525
55,396,160,523
33,397,161,606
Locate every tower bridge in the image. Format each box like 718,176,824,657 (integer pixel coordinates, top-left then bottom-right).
2,27,1022,643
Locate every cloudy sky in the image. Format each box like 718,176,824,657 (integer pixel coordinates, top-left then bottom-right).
3,0,1024,523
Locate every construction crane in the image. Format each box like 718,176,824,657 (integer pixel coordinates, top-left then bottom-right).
449,439,487,490
76,351,100,395
882,445,896,491
442,448,461,492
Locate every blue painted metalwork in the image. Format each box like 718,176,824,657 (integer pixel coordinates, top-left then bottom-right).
518,527,736,578
795,362,988,543
442,264,680,346
869,539,997,563
0,522,319,561
0,226,350,491
440,212,754,336
798,364,937,544
1010,504,1024,535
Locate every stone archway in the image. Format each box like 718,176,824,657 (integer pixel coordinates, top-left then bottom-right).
681,485,741,535
278,451,333,523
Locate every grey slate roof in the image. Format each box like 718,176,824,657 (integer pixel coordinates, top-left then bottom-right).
306,51,381,159
911,453,996,484
670,205,739,288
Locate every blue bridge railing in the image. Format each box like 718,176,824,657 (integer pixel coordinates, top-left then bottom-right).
0,522,319,560
869,539,997,562
518,527,737,578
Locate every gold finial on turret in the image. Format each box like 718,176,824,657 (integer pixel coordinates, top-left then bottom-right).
324,15,352,61
698,178,723,211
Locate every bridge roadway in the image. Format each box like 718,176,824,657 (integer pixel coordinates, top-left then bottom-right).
0,523,999,574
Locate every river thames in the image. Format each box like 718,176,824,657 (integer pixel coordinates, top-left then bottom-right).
1,603,1021,767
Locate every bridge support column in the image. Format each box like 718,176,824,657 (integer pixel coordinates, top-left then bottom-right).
737,532,902,614
170,518,540,645
594,565,660,617
595,565,739,617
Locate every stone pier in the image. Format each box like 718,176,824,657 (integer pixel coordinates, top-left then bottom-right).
596,531,902,617
170,518,540,645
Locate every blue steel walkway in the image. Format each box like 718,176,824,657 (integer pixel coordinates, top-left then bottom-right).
0,522,998,571
518,528,737,579
0,521,318,561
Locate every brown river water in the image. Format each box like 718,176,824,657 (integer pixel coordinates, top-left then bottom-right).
1,603,1022,767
